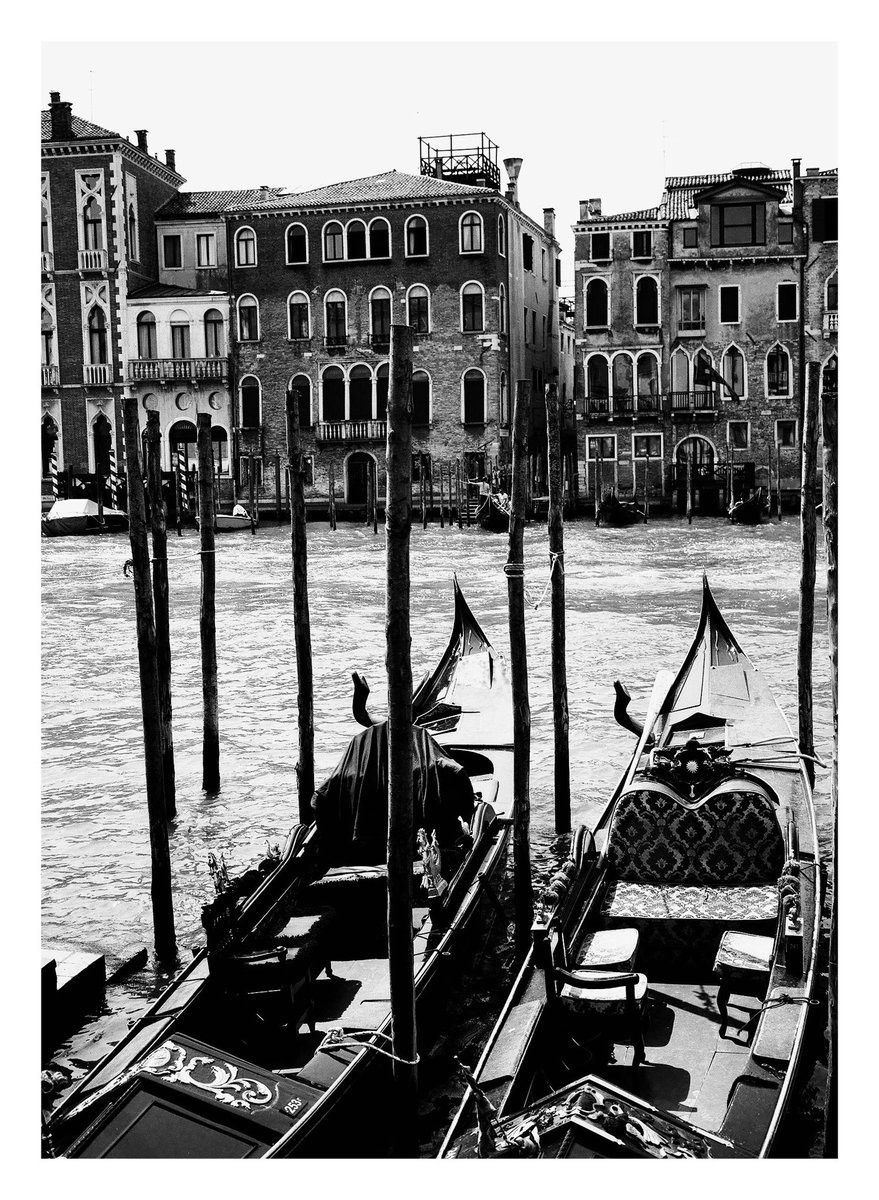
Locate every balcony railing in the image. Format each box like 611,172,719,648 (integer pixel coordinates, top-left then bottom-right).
323,336,353,354
42,364,59,386
128,358,228,382
369,333,390,352
669,390,717,413
84,363,112,386
41,251,54,272
585,395,664,418
824,311,838,336
78,249,108,271
315,420,387,442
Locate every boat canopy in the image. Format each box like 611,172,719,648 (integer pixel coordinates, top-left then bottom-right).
44,498,127,520
312,721,476,866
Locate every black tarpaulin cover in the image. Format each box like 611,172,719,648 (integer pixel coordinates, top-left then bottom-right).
312,722,476,866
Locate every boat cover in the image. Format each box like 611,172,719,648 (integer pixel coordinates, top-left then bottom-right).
312,722,476,866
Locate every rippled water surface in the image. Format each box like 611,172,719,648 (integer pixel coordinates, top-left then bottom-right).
42,516,831,959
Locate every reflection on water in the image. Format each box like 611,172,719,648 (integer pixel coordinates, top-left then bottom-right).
42,517,830,963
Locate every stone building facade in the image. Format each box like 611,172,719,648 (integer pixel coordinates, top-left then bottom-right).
573,162,838,514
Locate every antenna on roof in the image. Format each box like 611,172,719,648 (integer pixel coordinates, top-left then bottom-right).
89,69,94,120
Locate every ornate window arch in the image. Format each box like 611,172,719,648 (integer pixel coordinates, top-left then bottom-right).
76,170,106,253
821,353,838,395
721,343,747,399
611,352,635,401
825,271,838,312
636,351,659,399
766,343,791,397
586,353,610,403
369,286,392,347
204,309,224,357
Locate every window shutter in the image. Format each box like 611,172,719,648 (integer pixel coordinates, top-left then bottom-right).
812,199,825,242
755,204,766,244
710,206,720,246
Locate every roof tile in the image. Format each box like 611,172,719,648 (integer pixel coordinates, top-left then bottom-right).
41,109,120,141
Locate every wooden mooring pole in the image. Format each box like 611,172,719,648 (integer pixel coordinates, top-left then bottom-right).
546,384,570,834
821,386,838,1158
438,461,445,528
507,380,533,953
248,454,257,534
385,324,418,1156
643,454,650,523
197,413,220,793
275,452,282,524
372,460,379,535
797,364,818,788
286,390,315,823
122,397,176,962
686,446,694,525
145,411,176,820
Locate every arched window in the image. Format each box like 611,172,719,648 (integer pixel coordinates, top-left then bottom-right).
767,345,790,396
204,309,224,357
127,203,138,260
612,354,634,400
671,348,690,395
235,227,257,267
585,278,608,328
137,311,157,359
412,371,431,426
694,348,714,393
369,218,390,258
462,369,485,424
498,214,506,257
826,272,838,311
635,276,659,325
93,413,112,476
41,306,54,364
349,364,373,421
168,420,197,471
170,309,191,359
498,283,507,334
88,306,107,364
461,282,484,332
286,223,308,264
370,287,392,348
722,346,746,398
499,372,509,425
83,195,103,251
376,364,389,420
321,365,345,422
460,211,483,253
323,221,344,261
42,192,52,254
587,355,610,400
324,290,347,347
822,355,838,395
239,375,261,428
211,427,228,476
288,291,310,340
636,353,659,398
406,216,428,256
237,295,259,341
41,413,58,477
407,284,430,334
288,374,312,429
347,219,367,260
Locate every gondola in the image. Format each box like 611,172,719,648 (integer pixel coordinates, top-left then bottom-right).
440,576,819,1160
728,487,770,525
45,581,513,1159
194,513,252,532
41,498,129,537
476,493,511,532
598,492,645,527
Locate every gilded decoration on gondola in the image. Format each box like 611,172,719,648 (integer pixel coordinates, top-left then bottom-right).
140,1041,280,1110
647,738,734,797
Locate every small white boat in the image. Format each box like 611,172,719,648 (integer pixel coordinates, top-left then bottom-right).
195,513,252,532
41,499,128,537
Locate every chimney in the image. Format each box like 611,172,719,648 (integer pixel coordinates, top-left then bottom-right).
579,199,590,221
792,157,801,181
806,166,819,176
135,130,148,152
543,207,556,238
259,184,271,201
434,154,444,179
503,157,523,207
588,198,602,217
49,92,73,141
165,148,176,172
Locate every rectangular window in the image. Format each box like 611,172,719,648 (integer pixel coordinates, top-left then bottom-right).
776,419,797,448
523,235,534,272
541,247,547,280
587,435,616,460
542,315,547,347
777,282,798,321
524,307,529,341
710,203,766,247
728,420,750,450
555,258,561,286
163,234,182,269
532,311,537,345
719,286,740,324
326,302,346,342
778,222,793,245
679,287,705,330
289,303,309,340
811,197,838,242
634,434,661,458
590,232,611,261
171,324,190,359
633,231,653,258
682,227,698,248
196,233,216,267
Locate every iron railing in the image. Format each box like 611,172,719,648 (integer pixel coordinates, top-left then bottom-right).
668,390,718,412
129,359,227,381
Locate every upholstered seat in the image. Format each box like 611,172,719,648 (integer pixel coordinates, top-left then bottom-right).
559,970,648,1014
574,927,639,972
602,881,778,923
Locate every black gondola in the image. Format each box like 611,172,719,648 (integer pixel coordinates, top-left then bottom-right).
728,486,770,525
598,492,645,527
476,493,511,532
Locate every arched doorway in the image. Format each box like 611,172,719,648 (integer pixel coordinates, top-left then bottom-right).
41,414,58,478
675,436,718,515
169,419,198,472
93,413,112,477
347,451,373,505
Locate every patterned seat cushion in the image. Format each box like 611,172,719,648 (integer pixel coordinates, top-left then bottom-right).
560,971,648,1016
602,880,778,922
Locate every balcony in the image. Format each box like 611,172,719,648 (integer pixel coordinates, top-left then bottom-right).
41,251,54,272
323,336,353,355
823,311,838,337
585,395,664,420
368,333,390,353
315,420,387,443
78,249,108,271
84,363,112,386
42,364,59,386
669,390,718,414
128,358,228,382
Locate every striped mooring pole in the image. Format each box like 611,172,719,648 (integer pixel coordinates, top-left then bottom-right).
50,449,59,499
177,452,190,514
108,439,120,510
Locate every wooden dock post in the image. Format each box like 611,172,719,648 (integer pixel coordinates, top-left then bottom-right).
545,384,570,834
643,453,650,523
438,461,445,528
122,397,176,962
248,454,257,534
197,414,220,794
456,461,463,528
821,384,838,1158
595,445,603,526
372,459,379,534
507,380,533,954
173,452,183,536
797,364,818,788
428,459,435,526
385,324,418,1155
285,390,315,824
686,446,694,525
275,452,282,524
329,464,337,530
96,469,104,529
464,461,471,526
776,439,783,521
145,411,177,820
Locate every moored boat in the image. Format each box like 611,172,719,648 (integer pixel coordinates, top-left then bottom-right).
440,576,819,1160
729,486,770,525
195,512,252,532
41,498,128,537
598,492,645,527
45,581,513,1159
476,493,511,532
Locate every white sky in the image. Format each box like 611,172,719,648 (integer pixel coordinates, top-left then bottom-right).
40,40,838,295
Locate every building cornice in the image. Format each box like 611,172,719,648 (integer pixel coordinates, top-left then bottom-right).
42,139,186,188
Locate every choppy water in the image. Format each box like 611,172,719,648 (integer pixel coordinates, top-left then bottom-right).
42,516,831,960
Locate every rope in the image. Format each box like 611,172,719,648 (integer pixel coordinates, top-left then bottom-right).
316,1027,420,1066
503,552,564,611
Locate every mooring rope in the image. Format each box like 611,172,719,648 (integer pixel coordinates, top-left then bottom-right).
316,1027,420,1066
503,551,564,611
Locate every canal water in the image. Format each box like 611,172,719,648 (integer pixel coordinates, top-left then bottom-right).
41,515,832,1149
